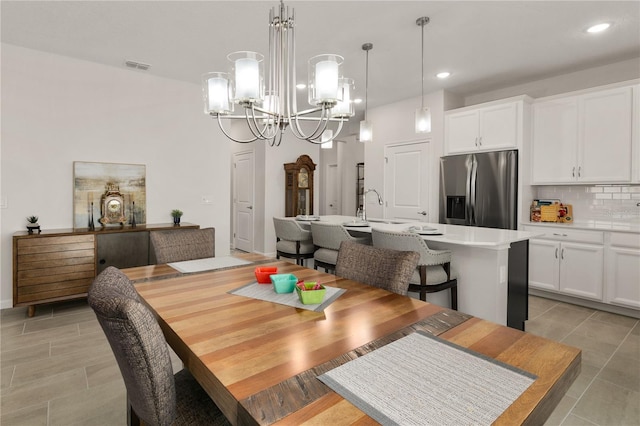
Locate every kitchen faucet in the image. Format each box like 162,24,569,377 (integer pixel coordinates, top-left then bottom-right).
360,189,383,221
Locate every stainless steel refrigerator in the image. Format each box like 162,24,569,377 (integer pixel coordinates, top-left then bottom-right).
439,150,518,230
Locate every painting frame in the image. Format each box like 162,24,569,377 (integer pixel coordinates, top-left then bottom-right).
73,161,146,229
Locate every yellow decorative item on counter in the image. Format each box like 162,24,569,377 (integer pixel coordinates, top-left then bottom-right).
540,204,559,222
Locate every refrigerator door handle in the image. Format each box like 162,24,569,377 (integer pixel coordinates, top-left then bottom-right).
469,156,478,226
465,156,473,225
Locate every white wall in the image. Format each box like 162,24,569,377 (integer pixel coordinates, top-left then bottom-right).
464,57,640,106
1,44,231,308
364,91,446,222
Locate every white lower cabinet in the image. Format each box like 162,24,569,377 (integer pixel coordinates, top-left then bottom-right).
526,226,605,302
606,233,640,309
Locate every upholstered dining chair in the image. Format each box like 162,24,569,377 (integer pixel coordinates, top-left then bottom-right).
371,228,458,310
88,267,230,426
272,217,315,266
335,240,420,296
150,227,215,264
310,221,370,273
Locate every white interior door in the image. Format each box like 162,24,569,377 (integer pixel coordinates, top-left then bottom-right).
326,164,339,215
233,151,254,252
384,142,430,221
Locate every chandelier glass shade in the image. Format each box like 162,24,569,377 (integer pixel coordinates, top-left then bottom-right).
202,2,355,146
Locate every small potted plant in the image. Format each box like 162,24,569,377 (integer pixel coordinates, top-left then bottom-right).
171,209,183,225
26,216,40,234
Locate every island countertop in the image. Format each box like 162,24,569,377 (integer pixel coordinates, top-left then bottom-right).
310,215,542,250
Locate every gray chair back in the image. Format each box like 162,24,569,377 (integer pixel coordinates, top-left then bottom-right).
310,221,369,249
273,217,312,242
150,228,215,264
88,267,177,425
335,240,420,296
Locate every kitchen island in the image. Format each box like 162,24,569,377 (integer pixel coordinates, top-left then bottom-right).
301,215,541,330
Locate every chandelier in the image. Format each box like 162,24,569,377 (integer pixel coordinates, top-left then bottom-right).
202,1,355,146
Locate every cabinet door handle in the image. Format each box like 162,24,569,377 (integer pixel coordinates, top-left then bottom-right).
572,167,575,177
475,137,478,147
561,248,565,259
552,233,568,237
578,166,582,178
478,136,483,146
555,248,558,258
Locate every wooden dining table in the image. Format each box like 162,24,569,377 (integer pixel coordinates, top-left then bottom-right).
123,253,581,425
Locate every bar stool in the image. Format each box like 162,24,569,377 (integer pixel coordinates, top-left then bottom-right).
273,217,315,266
371,228,458,310
310,221,370,273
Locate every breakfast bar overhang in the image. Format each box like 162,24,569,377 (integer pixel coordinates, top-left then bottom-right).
307,216,542,330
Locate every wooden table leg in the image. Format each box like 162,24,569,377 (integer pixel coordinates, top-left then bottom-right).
27,305,36,317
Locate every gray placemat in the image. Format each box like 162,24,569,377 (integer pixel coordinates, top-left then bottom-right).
318,331,537,426
168,256,252,273
228,281,346,312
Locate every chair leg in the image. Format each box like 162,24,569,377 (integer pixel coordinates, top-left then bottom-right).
418,265,427,302
450,285,458,311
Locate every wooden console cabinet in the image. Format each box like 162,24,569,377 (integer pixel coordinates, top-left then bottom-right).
13,223,198,316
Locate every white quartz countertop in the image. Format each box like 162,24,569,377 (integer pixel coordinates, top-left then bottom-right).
301,216,542,250
523,220,640,234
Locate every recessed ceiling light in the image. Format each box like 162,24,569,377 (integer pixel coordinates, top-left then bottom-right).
296,83,306,89
587,22,611,33
354,98,363,104
436,71,451,79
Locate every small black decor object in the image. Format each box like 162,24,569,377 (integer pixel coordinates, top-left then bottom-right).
171,209,183,226
130,201,137,227
88,202,95,230
26,215,41,234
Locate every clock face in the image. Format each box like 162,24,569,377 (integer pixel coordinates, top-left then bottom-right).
107,199,121,213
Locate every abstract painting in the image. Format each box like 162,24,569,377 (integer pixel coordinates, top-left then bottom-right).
73,161,146,228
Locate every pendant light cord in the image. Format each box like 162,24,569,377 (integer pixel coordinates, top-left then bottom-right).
365,48,369,121
416,17,429,110
362,43,373,122
421,21,425,109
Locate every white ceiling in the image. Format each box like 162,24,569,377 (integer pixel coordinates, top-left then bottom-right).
2,1,639,109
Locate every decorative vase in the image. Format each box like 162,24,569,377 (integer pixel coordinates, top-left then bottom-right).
173,217,181,226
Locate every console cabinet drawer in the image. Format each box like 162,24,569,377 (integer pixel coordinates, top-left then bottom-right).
14,235,96,306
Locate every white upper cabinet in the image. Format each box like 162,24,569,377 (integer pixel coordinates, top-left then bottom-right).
532,85,634,184
445,99,525,155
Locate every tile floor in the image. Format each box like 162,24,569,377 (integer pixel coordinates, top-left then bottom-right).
0,296,638,425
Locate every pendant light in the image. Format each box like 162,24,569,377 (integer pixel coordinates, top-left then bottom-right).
415,16,431,134
359,43,373,143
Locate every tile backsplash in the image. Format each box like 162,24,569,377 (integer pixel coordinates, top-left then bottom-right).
534,185,640,223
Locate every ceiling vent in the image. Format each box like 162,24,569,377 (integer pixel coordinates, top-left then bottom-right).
124,60,151,71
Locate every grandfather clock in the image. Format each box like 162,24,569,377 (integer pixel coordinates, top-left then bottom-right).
284,155,316,217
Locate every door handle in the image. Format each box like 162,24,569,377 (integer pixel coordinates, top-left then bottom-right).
417,211,427,216
478,136,482,146
474,137,478,147
247,206,253,210
329,204,334,207
572,167,575,177
578,166,582,178
561,248,565,260
555,248,558,258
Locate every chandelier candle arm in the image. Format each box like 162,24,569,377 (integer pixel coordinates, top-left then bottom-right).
203,1,355,145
